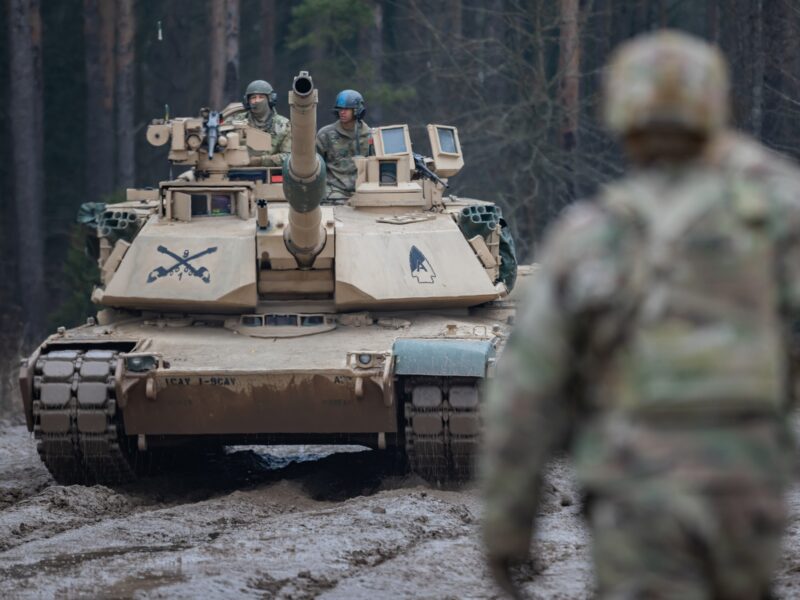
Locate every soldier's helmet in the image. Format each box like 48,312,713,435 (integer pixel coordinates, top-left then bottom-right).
604,30,730,136
332,89,366,120
243,79,277,109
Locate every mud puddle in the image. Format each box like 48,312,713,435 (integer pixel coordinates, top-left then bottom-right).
1,424,798,598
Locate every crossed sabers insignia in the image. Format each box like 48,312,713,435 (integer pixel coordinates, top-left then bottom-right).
147,245,218,284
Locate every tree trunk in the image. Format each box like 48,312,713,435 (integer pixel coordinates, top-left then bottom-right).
209,0,225,109
370,2,384,122
750,0,764,138
780,0,800,151
84,0,116,200
446,0,462,38
356,1,385,121
706,0,720,43
223,0,240,106
9,0,46,339
259,0,276,79
116,0,135,188
635,0,651,31
30,0,43,178
482,0,506,105
559,0,580,152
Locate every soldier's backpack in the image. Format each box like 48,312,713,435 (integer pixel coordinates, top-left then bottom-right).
600,168,787,416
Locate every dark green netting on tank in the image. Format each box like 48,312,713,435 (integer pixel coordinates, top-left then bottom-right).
78,201,144,260
457,204,517,291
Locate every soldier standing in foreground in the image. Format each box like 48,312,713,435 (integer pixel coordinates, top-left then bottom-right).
231,79,291,167
482,30,800,599
316,89,373,202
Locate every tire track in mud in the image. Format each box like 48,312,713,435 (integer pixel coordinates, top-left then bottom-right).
235,490,480,600
282,494,478,599
0,430,377,556
0,428,592,599
6,422,799,599
0,486,470,598
0,434,421,597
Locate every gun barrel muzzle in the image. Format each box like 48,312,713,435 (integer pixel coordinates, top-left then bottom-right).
292,73,314,98
287,71,320,181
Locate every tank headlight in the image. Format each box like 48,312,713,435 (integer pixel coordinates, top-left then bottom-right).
126,355,158,373
350,351,388,370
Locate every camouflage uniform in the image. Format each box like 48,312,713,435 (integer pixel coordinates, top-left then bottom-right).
316,120,372,201
482,31,800,599
230,109,291,167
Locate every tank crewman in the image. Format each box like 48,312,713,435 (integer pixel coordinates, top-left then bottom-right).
316,89,373,202
231,79,291,167
482,30,800,599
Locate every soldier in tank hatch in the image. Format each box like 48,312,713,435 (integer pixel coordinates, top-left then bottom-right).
231,79,291,167
482,30,800,599
316,89,373,202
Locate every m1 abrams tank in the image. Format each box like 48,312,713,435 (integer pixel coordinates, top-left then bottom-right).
19,72,521,485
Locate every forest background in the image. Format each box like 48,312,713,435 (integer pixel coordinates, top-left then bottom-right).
1,0,797,416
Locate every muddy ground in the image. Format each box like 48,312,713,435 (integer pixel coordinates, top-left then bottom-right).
0,422,798,599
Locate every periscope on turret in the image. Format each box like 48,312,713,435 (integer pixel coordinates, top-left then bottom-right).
17,71,521,487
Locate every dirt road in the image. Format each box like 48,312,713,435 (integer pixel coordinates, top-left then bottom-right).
0,422,798,598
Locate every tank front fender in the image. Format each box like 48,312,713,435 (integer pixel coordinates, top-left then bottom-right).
392,339,495,378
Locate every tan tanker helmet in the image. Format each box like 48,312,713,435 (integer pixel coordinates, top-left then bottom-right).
603,30,730,136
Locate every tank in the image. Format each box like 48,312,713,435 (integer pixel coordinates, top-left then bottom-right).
18,71,523,485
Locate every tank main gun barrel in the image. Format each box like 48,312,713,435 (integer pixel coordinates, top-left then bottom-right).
282,71,328,268
288,73,320,181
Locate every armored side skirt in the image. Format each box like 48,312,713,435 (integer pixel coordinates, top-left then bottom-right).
120,371,397,435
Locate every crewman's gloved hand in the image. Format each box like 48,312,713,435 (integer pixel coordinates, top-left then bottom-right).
248,155,263,167
487,554,526,599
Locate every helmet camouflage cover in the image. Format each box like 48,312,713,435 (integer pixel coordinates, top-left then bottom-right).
245,79,274,97
244,79,277,107
603,30,730,135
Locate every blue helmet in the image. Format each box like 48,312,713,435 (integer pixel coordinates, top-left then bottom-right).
332,89,366,120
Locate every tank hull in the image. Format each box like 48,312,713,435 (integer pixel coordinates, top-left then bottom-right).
21,302,516,483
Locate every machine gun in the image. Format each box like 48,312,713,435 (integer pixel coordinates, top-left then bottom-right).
203,110,221,159
146,108,250,176
412,152,449,189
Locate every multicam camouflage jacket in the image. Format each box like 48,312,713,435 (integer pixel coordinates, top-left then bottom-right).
481,131,800,561
316,120,372,200
230,109,291,167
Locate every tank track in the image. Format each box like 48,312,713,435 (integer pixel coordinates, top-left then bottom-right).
32,349,137,485
403,377,482,484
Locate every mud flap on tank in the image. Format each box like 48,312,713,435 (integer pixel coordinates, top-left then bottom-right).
393,338,495,378
393,339,491,483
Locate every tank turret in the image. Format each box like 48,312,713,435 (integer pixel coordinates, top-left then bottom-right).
282,71,328,268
